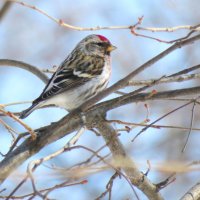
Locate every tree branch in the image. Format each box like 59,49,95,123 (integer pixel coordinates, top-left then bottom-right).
0,2,12,21
95,86,200,112
0,59,49,83
95,117,164,200
78,33,200,112
7,0,200,34
180,182,200,200
0,112,82,184
128,73,200,86
1,86,200,184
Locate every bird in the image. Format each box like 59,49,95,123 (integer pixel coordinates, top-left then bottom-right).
20,34,116,119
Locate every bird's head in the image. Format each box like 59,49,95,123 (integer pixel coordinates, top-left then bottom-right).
77,34,116,57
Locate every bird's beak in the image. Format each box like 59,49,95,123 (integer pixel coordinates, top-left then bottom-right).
107,45,117,52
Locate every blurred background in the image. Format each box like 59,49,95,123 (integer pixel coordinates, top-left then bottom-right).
1,0,200,199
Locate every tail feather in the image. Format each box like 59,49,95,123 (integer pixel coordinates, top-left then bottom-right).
19,103,39,119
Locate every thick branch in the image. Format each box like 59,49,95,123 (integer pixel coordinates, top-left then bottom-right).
1,85,200,184
0,113,82,184
1,86,200,184
180,182,200,200
95,117,163,200
96,86,200,112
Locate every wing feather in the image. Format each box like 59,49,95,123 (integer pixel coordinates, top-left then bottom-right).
33,53,104,104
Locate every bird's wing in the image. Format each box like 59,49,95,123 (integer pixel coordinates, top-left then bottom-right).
33,55,104,104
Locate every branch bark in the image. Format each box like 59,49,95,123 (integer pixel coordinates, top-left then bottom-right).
0,2,12,21
94,86,200,112
1,85,200,184
0,59,48,83
1,86,200,183
78,33,200,112
180,182,200,200
96,117,164,200
128,73,200,86
1,30,200,199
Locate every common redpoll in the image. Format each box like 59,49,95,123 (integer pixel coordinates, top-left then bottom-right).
20,34,116,119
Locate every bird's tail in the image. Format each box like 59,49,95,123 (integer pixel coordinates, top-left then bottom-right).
19,103,40,119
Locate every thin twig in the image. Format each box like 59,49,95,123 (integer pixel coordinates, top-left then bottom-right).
137,25,200,32
156,173,176,192
7,127,86,199
181,99,197,152
95,172,119,200
132,24,200,44
2,180,87,199
8,0,200,35
67,144,107,169
168,64,200,77
5,132,29,156
8,0,133,31
0,108,36,140
112,120,200,132
132,100,194,142
5,174,29,200
0,118,17,141
96,117,163,200
128,63,200,87
0,101,31,107
128,73,200,86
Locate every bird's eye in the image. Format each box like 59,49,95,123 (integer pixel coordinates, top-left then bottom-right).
96,42,105,47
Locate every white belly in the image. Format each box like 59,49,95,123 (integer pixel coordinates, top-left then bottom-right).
43,58,111,111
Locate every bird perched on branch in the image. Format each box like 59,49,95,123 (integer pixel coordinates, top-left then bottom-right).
20,34,116,119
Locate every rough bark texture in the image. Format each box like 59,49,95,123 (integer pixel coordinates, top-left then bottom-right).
96,117,164,200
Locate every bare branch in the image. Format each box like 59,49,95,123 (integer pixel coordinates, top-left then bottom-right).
132,100,194,142
0,59,49,83
95,116,164,200
79,34,200,113
0,2,12,21
156,173,176,191
1,101,31,108
108,119,200,132
7,0,200,35
168,64,200,77
181,100,197,152
95,172,119,200
97,86,200,112
0,118,17,143
1,25,200,199
2,1,200,199
0,108,36,140
2,33,200,119
1,85,200,184
0,112,83,184
8,0,133,31
137,25,200,32
128,73,200,86
1,180,87,199
180,182,200,200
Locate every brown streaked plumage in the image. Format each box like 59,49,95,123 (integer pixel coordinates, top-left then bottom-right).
20,34,116,119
